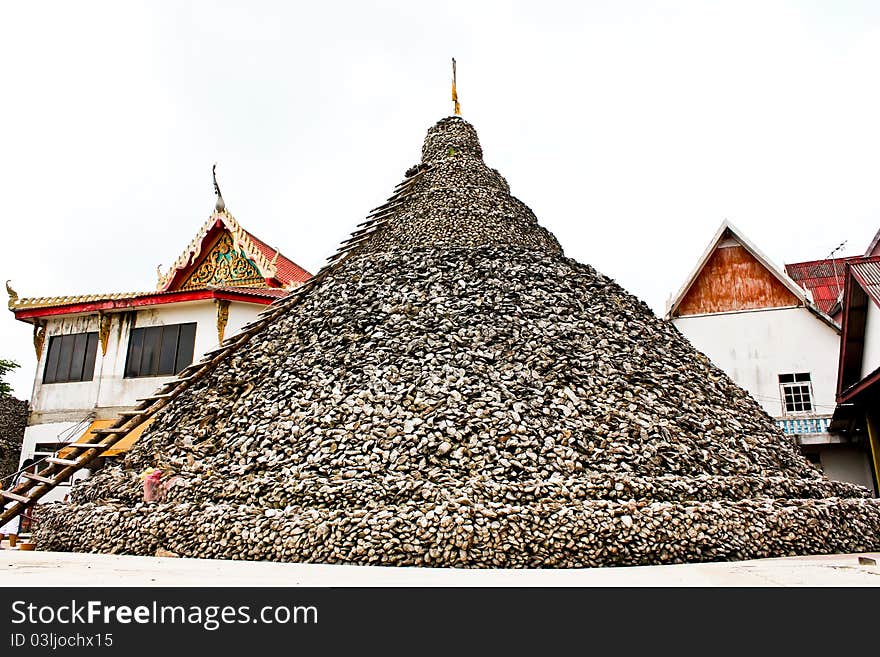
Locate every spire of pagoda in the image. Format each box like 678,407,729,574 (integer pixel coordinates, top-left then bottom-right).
451,58,461,116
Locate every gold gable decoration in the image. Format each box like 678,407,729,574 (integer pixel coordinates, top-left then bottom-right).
180,231,266,290
157,210,279,292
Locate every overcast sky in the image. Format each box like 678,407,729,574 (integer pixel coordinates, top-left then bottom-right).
2,1,879,399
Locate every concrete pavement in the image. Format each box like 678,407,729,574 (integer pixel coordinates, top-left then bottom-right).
1,549,878,586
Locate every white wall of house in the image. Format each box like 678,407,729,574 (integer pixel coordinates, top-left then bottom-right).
672,307,839,419
860,300,880,380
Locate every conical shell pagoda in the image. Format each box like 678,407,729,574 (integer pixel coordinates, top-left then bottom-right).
38,116,880,566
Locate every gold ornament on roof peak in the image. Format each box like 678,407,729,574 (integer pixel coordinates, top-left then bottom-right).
213,163,226,213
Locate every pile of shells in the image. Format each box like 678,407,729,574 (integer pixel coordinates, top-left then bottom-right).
0,394,27,482
36,116,880,566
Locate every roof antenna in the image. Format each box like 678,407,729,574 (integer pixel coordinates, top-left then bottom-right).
213,163,226,213
825,239,848,301
451,58,461,116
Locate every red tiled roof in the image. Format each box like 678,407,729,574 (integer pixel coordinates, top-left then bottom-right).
158,211,312,292
784,257,861,314
213,286,289,299
244,230,312,286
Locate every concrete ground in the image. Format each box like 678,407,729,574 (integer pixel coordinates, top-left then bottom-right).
0,548,878,586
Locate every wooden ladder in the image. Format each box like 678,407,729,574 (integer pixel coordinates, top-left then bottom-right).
0,167,427,527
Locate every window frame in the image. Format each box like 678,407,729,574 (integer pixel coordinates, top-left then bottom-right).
778,372,815,416
42,332,99,384
123,322,197,378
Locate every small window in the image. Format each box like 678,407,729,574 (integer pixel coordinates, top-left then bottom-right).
779,372,814,415
43,332,99,383
124,323,196,378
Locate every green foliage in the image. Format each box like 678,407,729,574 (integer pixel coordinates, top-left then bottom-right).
0,359,19,395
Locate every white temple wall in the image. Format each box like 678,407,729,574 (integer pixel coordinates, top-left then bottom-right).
226,302,259,345
28,300,264,424
29,314,103,418
105,302,217,409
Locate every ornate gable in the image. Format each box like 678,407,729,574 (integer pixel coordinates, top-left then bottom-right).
155,169,310,292
179,230,265,290
158,211,276,292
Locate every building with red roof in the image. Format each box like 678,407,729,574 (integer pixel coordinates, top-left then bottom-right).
4,171,311,504
784,257,860,319
667,221,875,492
785,228,880,322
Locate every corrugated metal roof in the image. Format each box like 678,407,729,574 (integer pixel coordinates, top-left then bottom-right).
784,256,860,314
850,257,880,307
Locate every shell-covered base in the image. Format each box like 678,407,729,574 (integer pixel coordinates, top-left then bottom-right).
37,495,880,567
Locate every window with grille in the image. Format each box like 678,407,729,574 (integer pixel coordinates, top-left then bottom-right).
43,332,99,383
778,373,814,415
124,323,196,378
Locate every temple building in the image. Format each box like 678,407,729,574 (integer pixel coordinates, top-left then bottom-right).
5,179,310,503
667,221,877,492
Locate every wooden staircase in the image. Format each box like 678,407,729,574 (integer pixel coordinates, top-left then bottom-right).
0,167,427,527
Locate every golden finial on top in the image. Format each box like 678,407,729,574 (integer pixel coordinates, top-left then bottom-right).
451,58,461,116
213,163,226,213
